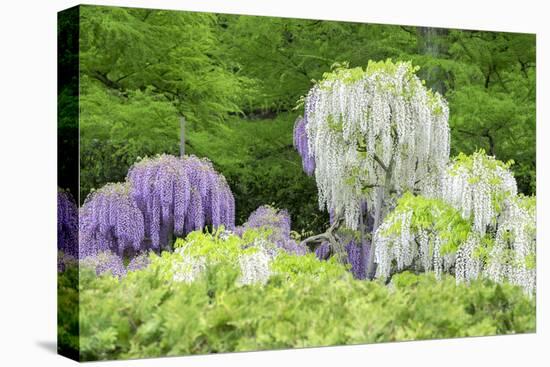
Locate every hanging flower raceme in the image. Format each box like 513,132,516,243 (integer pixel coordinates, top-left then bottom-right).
181,155,235,233
126,154,235,250
485,195,536,295
57,188,79,258
345,240,368,279
373,193,471,280
79,183,145,258
314,238,368,279
293,116,315,175
299,60,450,230
423,150,517,234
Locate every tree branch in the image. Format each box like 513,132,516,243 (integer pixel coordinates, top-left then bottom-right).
373,154,388,171
300,215,347,262
91,70,123,91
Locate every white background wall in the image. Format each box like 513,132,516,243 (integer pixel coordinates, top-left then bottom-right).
0,0,547,366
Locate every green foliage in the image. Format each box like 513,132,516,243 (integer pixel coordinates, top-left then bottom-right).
57,266,80,359
65,261,534,360
186,112,328,234
77,5,255,202
419,30,536,194
79,5,253,125
173,228,266,263
75,5,536,215
57,229,535,360
271,252,350,282
79,77,181,201
382,192,473,255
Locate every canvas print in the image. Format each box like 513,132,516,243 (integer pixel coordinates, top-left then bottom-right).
57,4,536,362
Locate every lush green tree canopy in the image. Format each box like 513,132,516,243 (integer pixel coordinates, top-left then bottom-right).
72,5,536,231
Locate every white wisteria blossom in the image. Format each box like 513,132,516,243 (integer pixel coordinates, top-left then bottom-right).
172,255,207,283
374,152,536,295
303,60,450,230
237,248,272,286
423,151,517,234
454,233,483,283
485,195,536,295
172,242,207,283
373,193,464,281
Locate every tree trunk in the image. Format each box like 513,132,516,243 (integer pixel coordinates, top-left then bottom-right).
365,186,384,279
365,154,395,279
359,207,366,278
417,27,448,95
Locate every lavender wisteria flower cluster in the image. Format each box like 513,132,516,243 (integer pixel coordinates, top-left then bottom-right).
236,205,307,256
127,154,235,250
315,239,368,279
80,250,127,279
57,189,79,257
293,116,315,175
75,250,152,278
127,252,152,272
79,183,145,258
78,154,235,259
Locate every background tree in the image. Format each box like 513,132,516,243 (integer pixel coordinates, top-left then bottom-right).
73,5,536,236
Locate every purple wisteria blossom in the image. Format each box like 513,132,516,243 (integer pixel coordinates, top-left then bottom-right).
80,250,127,278
315,239,369,279
239,205,307,255
293,116,315,176
127,252,151,272
315,241,330,260
279,239,307,256
57,251,77,272
127,154,235,250
345,240,368,280
79,183,145,258
57,188,78,257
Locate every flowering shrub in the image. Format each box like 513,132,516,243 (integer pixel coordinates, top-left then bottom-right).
296,60,450,230
65,261,534,361
79,183,145,258
79,154,235,258
127,154,235,250
294,61,536,291
373,153,536,295
236,205,307,256
80,250,127,278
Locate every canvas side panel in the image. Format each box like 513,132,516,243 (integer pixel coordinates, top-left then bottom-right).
57,5,80,362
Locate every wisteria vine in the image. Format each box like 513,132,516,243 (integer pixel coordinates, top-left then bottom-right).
295,60,450,230
127,154,234,250
79,183,145,258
